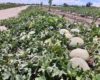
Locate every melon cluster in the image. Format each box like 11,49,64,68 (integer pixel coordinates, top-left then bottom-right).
59,29,90,71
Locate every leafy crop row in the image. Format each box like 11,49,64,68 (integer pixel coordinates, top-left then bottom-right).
52,6,100,19
0,6,100,80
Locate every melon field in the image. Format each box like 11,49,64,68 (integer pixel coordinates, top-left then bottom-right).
0,6,100,80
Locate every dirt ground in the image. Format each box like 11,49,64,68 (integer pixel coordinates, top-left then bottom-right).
0,6,28,20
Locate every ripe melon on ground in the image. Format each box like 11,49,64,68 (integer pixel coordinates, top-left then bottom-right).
70,58,90,71
70,48,89,60
59,29,70,35
59,29,73,39
0,26,7,31
69,37,84,47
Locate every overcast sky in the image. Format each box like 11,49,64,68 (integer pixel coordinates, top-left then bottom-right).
0,0,100,7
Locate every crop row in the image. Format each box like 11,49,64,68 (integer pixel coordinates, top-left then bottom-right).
52,6,100,19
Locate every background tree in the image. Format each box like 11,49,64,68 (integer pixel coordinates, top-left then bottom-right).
63,3,69,7
86,2,92,7
52,4,56,6
48,0,53,11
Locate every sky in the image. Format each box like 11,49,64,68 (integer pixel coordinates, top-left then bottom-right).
0,0,100,7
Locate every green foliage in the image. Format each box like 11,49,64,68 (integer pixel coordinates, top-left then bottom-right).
0,6,100,80
53,6,100,18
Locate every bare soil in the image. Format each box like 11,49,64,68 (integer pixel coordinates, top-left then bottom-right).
0,6,28,20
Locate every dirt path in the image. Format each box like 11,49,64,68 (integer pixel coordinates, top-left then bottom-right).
47,8,100,26
0,6,28,20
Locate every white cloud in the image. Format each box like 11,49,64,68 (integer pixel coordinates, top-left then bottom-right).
93,3,100,7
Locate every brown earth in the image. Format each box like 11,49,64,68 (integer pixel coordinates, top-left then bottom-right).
0,6,28,20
